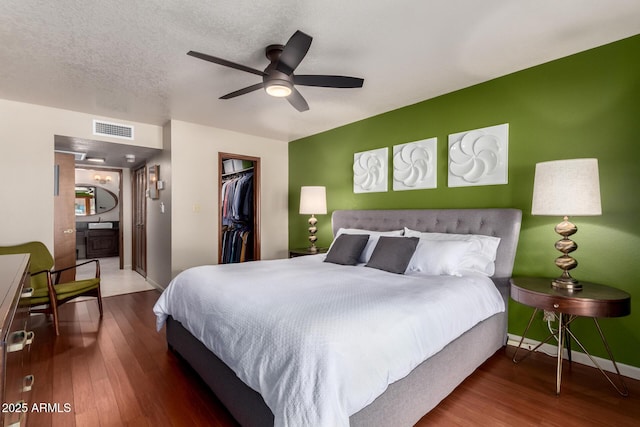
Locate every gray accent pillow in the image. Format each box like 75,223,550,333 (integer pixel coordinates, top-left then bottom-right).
366,236,419,274
324,234,370,265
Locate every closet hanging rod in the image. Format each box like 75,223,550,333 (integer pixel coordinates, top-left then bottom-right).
221,166,254,178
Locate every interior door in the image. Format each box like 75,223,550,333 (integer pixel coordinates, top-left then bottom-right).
54,152,76,282
132,165,147,277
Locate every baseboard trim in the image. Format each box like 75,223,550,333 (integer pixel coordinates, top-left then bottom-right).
507,333,640,381
145,277,165,291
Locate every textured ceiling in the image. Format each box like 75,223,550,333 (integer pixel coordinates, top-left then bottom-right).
2,1,640,143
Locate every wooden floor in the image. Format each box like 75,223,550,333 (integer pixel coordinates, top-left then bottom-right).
26,290,640,427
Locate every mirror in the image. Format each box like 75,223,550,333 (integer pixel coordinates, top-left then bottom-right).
75,185,118,216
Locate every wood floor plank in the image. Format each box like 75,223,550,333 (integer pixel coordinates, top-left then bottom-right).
50,336,76,427
70,353,96,417
103,296,191,427
73,408,99,427
102,356,145,423
91,377,122,427
25,290,640,427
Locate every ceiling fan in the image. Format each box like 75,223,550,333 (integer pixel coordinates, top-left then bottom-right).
187,30,364,112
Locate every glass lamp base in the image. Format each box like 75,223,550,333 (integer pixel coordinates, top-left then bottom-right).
551,216,582,292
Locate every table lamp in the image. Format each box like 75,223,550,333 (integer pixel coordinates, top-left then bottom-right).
299,186,327,253
531,158,602,291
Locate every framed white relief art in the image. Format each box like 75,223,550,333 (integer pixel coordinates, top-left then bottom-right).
448,123,509,187
353,147,388,193
393,138,437,191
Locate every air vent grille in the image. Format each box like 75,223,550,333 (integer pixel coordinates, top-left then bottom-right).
93,120,134,140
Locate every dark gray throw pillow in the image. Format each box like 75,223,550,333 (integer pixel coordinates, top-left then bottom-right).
324,234,370,265
366,236,419,274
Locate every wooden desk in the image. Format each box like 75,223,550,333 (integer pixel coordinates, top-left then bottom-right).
0,254,34,426
510,277,630,396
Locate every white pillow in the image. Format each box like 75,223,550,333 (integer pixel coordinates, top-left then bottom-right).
403,228,501,276
406,239,474,276
332,228,404,263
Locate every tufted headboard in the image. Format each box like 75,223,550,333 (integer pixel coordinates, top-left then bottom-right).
332,209,522,290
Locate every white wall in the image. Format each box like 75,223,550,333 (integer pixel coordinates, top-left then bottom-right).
0,99,162,253
0,99,289,285
145,123,172,288
169,120,289,278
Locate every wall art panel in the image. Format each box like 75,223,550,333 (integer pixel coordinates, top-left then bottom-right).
353,147,388,193
448,123,509,187
393,138,437,191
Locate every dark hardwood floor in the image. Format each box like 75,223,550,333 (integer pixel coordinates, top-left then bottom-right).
26,290,640,427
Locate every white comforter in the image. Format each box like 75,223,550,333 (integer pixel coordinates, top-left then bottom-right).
153,255,505,427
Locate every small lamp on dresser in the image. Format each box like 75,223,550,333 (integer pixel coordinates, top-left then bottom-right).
531,158,602,291
299,186,327,253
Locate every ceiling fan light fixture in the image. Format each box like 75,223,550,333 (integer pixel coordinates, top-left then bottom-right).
265,80,292,97
188,30,364,111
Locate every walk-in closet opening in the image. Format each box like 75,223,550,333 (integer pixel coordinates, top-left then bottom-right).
218,152,261,264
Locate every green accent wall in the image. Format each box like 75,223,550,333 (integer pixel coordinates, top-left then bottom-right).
289,34,640,368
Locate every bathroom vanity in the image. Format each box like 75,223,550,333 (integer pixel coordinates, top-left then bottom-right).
76,222,119,259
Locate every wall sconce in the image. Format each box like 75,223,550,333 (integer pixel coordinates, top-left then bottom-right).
94,174,112,184
149,165,160,199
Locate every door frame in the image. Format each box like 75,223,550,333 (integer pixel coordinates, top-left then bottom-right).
75,166,124,269
218,152,261,263
132,165,147,277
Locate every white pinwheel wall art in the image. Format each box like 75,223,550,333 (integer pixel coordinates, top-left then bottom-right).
448,123,509,187
393,138,437,191
353,147,388,193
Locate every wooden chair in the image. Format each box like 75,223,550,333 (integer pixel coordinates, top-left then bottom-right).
0,241,103,335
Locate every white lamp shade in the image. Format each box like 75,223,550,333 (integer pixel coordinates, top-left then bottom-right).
299,186,327,215
531,158,602,216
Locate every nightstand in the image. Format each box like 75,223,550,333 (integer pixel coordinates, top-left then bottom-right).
510,277,631,396
289,247,328,258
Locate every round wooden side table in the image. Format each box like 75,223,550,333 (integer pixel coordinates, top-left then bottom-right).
510,277,631,396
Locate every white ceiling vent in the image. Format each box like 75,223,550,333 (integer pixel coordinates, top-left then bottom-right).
93,119,134,140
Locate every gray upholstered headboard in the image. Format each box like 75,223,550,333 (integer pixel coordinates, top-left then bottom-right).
332,209,522,286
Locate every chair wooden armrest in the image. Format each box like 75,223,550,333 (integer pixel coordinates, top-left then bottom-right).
31,269,52,278
52,259,100,284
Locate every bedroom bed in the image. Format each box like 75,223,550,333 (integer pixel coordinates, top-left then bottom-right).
154,208,522,427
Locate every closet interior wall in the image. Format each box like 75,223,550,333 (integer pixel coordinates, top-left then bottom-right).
218,152,261,264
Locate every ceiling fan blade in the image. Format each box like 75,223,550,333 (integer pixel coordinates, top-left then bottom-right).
294,75,364,88
220,83,264,99
276,30,312,75
287,88,309,112
187,51,266,77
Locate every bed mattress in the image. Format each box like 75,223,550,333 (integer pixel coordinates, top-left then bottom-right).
154,254,504,427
